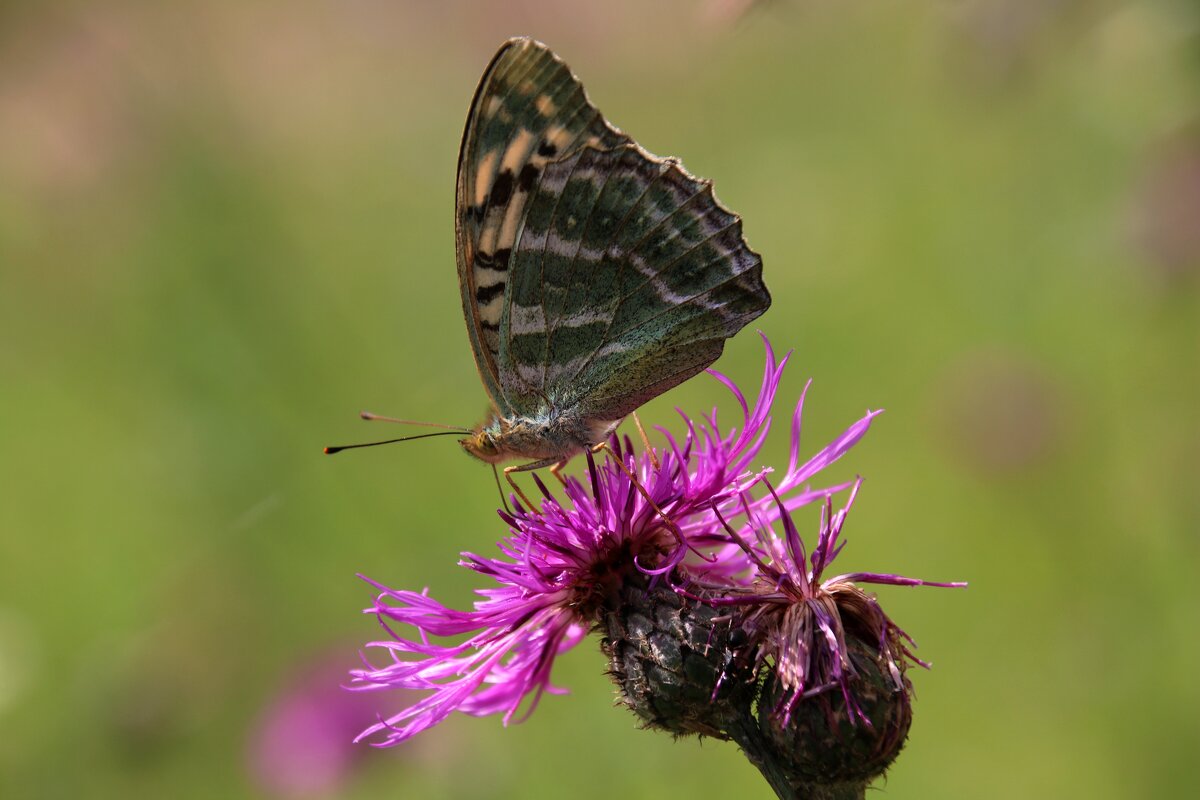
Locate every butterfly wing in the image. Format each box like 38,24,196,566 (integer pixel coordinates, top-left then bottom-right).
456,37,630,416
499,143,770,421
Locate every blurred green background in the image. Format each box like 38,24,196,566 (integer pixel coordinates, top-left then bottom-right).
2,1,1197,797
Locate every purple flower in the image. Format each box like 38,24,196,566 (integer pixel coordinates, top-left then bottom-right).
349,337,898,746
701,481,965,727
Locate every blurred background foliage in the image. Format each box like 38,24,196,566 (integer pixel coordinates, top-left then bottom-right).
1,0,1197,797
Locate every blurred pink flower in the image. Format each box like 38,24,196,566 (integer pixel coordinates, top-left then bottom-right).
933,351,1063,474
1129,130,1200,281
248,648,383,798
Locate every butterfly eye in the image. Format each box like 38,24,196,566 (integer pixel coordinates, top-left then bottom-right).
460,430,498,460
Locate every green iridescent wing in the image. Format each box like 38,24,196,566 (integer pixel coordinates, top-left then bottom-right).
498,143,770,420
455,37,630,417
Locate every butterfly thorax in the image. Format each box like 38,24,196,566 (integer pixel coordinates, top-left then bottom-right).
460,412,620,466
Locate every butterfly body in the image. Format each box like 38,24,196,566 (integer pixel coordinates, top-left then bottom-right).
461,410,620,467
454,38,771,471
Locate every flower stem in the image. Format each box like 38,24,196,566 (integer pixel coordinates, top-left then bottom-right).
728,717,867,800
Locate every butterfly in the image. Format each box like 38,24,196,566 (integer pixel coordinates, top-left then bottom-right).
455,37,771,478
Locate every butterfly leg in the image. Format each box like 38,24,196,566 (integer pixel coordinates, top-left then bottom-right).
590,441,683,543
490,464,512,515
630,411,659,469
549,460,570,486
503,458,561,512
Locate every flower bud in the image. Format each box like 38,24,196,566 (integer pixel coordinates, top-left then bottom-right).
756,623,913,786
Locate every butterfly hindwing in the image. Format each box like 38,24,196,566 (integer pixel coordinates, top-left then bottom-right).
499,143,770,420
456,38,630,416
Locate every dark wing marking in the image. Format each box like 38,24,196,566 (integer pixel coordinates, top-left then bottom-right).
498,143,770,419
455,37,630,415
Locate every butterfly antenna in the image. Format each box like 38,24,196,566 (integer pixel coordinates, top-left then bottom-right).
324,430,466,455
359,411,471,433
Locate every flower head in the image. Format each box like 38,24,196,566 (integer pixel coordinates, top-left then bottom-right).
349,336,961,766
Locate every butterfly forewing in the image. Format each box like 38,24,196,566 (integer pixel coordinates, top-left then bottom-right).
456,38,630,415
498,143,769,421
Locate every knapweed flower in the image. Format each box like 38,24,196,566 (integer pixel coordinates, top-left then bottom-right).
688,483,965,791
349,336,963,797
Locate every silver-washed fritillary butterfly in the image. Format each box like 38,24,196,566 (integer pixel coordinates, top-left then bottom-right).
455,37,771,477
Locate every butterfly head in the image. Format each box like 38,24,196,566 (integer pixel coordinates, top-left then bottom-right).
461,423,504,464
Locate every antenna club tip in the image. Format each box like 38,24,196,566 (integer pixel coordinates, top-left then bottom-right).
323,446,339,455
359,411,372,420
